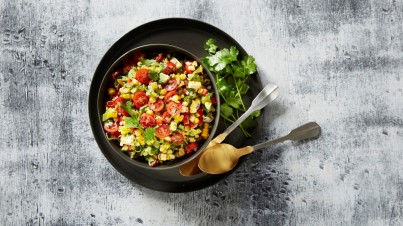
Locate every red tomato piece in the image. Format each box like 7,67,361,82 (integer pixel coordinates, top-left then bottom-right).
118,107,130,117
163,62,176,75
185,142,199,155
106,100,116,108
183,113,190,126
197,108,204,126
115,97,124,104
201,89,209,96
164,90,178,103
164,79,179,91
104,122,118,133
161,111,171,124
184,63,194,74
136,68,151,85
140,113,156,128
210,97,217,105
171,133,184,145
166,101,182,116
148,98,164,112
156,117,163,125
155,55,164,62
132,91,149,108
155,124,170,139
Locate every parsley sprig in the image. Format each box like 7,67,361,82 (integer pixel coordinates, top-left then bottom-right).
202,38,260,137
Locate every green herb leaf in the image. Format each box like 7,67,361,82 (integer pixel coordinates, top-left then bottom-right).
236,79,250,95
124,116,140,128
251,110,261,118
148,70,159,81
225,95,242,109
120,101,137,117
141,59,156,66
220,103,233,118
241,55,257,75
144,128,155,143
204,46,238,72
150,147,159,155
204,38,218,54
217,77,232,96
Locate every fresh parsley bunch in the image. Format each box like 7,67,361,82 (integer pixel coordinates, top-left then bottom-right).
202,38,261,137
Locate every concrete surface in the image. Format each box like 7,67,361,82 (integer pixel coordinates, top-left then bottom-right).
0,0,402,225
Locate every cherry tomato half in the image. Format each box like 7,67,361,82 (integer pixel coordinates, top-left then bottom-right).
104,122,118,133
140,113,156,128
185,142,199,155
161,111,171,124
164,79,179,91
166,101,182,116
136,68,151,85
155,124,170,139
164,90,178,103
163,62,176,75
132,91,149,108
171,133,184,145
148,98,164,112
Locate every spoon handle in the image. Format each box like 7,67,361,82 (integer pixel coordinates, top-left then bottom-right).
252,122,321,151
223,83,279,136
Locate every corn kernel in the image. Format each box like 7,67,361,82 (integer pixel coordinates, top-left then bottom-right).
176,149,185,158
146,110,154,115
167,149,173,154
121,93,131,100
174,115,184,123
149,97,156,104
188,65,195,71
194,118,199,124
108,88,116,96
179,74,187,80
160,89,167,95
168,154,175,160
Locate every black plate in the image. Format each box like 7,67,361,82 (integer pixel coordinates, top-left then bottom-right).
89,18,263,192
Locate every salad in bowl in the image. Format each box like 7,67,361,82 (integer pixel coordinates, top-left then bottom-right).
100,45,219,167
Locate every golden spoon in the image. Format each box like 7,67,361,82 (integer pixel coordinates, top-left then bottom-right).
198,122,321,174
179,83,280,176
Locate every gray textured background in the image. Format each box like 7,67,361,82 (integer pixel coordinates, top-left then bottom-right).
1,0,403,225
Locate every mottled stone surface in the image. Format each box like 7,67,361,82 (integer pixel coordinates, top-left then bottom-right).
1,0,402,225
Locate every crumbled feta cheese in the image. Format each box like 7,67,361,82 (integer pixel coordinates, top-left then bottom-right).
188,81,202,90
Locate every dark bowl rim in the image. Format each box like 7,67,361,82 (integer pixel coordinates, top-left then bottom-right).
95,43,221,171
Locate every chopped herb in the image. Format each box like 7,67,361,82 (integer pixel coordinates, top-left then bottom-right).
144,128,155,143
124,116,140,128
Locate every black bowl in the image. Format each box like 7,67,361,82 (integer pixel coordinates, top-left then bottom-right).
96,44,220,174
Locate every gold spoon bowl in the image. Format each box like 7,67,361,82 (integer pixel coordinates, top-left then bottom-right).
198,122,322,174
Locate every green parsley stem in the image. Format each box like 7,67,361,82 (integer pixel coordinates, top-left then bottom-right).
232,74,247,111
